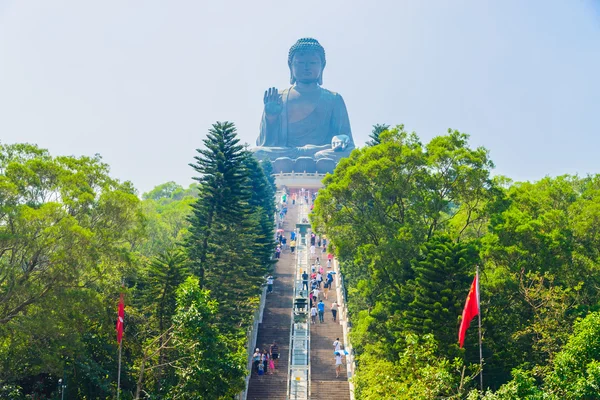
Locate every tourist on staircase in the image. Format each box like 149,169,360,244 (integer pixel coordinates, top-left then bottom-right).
253,348,261,375
269,341,279,369
331,300,338,322
335,350,345,378
318,300,325,323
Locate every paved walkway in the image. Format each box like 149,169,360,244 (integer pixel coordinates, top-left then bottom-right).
247,205,297,400
309,250,350,400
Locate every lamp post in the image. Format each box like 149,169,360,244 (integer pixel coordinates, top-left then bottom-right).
296,223,310,245
57,378,66,400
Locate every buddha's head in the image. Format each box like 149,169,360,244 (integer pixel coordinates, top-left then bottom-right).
288,38,326,85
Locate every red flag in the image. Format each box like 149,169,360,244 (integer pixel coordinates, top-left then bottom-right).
459,273,479,348
116,292,124,344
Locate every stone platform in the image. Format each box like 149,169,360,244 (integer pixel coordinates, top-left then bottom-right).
274,172,326,191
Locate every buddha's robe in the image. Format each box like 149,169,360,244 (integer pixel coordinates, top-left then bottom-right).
254,87,355,160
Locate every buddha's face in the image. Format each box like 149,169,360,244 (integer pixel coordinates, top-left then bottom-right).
291,51,323,84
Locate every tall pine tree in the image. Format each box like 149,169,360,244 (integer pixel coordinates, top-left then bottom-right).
243,153,276,268
402,235,479,355
366,123,390,146
187,121,271,331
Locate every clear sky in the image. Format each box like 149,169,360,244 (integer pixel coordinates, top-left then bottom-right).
1,0,599,194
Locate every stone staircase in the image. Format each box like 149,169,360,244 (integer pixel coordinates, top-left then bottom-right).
247,207,296,400
309,260,351,400
247,204,351,400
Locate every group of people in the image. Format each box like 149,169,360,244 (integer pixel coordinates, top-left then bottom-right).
303,261,336,304
333,337,347,378
275,229,297,259
307,258,346,378
253,341,280,377
261,188,347,379
310,299,339,324
288,188,317,207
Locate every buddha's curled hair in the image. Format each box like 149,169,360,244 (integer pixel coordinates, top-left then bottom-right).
288,38,326,84
288,38,326,68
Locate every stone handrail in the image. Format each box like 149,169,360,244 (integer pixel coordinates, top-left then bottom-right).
334,259,356,400
238,193,283,400
272,171,326,178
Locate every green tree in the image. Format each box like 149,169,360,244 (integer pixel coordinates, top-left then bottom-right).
311,125,495,393
138,183,198,258
187,122,269,331
167,277,246,399
187,121,250,283
142,249,189,338
480,175,600,383
366,123,390,146
354,333,475,400
0,143,143,324
242,153,276,267
477,312,600,399
0,143,145,398
542,311,600,398
136,249,189,390
402,236,480,355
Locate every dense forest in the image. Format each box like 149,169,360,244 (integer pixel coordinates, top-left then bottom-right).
3,122,600,399
311,125,600,399
0,122,276,399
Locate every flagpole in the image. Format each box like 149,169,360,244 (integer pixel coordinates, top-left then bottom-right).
117,280,124,400
117,340,122,400
477,265,483,391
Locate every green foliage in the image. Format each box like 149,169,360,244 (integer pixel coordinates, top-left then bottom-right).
480,175,600,384
0,143,144,398
473,369,543,400
354,333,474,400
166,277,246,399
141,249,190,332
242,153,276,268
313,126,494,384
543,311,600,398
315,122,600,396
142,181,198,203
7,119,600,398
402,236,480,355
366,123,390,146
477,312,600,399
0,143,143,324
138,183,197,257
0,138,275,398
187,122,271,330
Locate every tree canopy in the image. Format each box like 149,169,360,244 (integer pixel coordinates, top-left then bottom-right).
312,125,600,398
0,123,275,399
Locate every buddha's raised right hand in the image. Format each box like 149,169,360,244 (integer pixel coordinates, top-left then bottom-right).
264,87,283,117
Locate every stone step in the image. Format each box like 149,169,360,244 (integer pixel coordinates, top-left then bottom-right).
311,380,351,400
309,279,350,399
247,376,288,400
247,206,297,400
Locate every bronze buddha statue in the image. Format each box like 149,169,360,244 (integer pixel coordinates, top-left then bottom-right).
252,38,355,173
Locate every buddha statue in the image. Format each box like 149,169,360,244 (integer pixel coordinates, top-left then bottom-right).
252,38,355,173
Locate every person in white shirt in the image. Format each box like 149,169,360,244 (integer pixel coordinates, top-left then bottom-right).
335,350,344,378
310,306,317,324
312,287,320,301
333,338,341,352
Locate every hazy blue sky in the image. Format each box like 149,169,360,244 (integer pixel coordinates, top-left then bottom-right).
1,1,599,194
